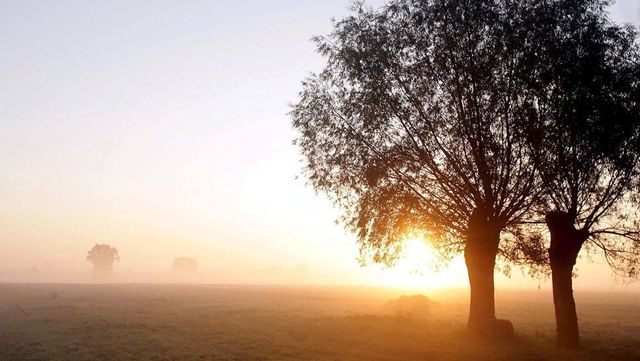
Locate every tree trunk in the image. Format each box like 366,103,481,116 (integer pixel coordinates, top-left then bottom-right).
551,262,579,348
546,211,587,349
464,208,512,339
465,241,497,333
92,262,114,281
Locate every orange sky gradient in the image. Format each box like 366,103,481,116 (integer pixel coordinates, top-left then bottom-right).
1,0,639,291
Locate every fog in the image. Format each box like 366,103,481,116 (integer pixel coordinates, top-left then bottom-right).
0,0,638,290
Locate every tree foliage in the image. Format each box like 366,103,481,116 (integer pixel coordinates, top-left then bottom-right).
292,0,551,269
86,244,119,266
523,0,640,277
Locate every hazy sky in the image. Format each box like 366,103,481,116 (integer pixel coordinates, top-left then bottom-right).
1,1,639,289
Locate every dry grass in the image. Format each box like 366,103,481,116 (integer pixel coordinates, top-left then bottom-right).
0,284,638,361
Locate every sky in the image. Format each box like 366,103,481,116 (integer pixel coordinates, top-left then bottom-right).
1,0,639,290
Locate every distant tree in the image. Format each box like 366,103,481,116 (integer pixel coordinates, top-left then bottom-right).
292,0,548,338
171,257,198,275
86,244,119,281
522,0,640,349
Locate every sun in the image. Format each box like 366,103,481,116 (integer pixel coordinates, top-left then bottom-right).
369,237,468,290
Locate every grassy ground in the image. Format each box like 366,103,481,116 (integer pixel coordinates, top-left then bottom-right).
0,284,639,360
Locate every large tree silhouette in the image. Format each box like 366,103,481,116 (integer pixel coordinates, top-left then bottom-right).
87,244,119,281
523,0,640,348
292,0,548,338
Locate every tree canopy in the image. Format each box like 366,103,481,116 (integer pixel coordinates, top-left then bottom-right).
524,0,640,276
292,0,546,268
86,244,119,266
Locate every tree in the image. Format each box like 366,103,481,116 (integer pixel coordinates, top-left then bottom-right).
292,0,548,338
172,257,198,275
522,0,640,349
86,244,119,281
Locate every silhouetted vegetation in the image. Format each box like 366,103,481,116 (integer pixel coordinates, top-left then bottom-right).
384,294,439,318
519,0,640,349
292,0,640,346
292,0,549,339
86,244,119,281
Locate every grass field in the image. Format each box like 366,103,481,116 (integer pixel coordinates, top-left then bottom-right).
0,284,639,361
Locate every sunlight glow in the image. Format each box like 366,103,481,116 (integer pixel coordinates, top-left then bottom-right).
371,237,468,290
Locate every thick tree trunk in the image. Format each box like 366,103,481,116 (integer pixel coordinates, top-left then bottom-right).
546,211,587,349
465,242,497,333
551,262,579,348
464,209,513,339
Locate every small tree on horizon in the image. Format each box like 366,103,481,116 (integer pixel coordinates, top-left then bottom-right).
86,244,119,281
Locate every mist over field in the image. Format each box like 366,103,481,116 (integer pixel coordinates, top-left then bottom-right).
2,0,640,360
2,284,640,361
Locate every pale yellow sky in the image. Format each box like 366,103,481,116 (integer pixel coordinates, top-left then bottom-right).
0,0,639,291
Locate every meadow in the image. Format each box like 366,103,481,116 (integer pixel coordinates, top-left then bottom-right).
0,284,639,361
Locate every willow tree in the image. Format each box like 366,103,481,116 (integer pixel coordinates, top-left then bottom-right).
523,0,640,348
292,0,546,337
